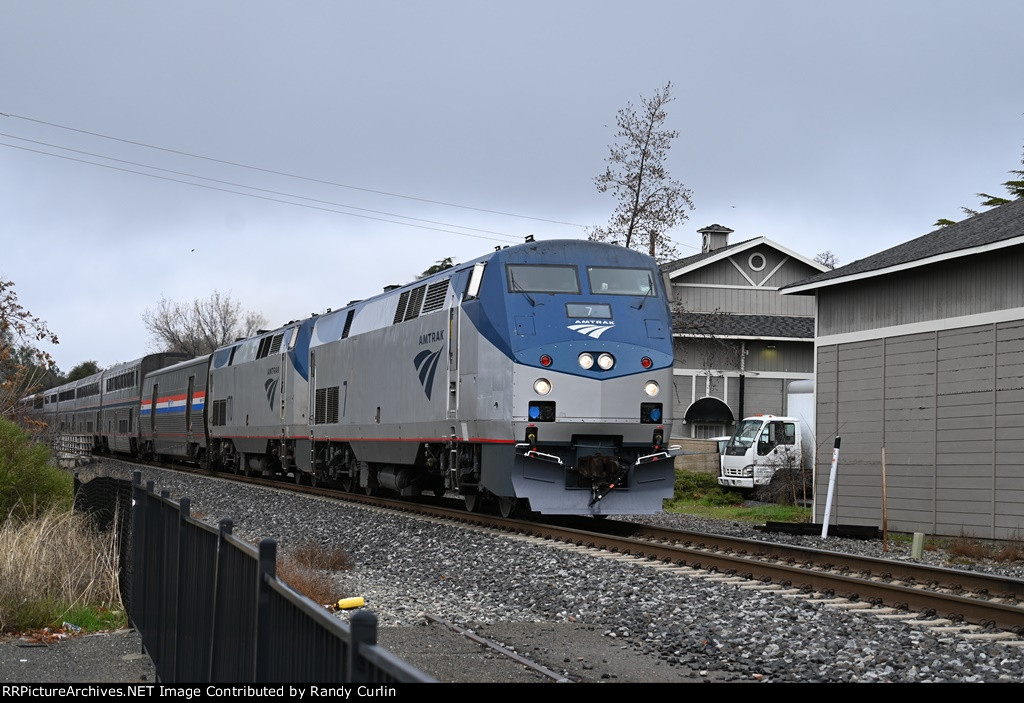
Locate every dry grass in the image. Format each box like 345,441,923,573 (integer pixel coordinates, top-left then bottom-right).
276,542,354,607
944,534,1024,564
291,542,353,572
0,507,122,631
993,542,1024,562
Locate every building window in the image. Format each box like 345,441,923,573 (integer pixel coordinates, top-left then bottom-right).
748,253,766,271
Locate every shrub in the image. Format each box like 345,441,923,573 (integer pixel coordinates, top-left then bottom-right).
0,417,72,521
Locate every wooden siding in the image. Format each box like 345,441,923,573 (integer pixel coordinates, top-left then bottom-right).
678,245,821,288
814,319,1024,539
745,340,814,373
817,247,1024,337
742,376,786,416
675,286,817,317
673,247,820,316
672,338,813,374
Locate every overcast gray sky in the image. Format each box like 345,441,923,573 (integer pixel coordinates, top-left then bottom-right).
2,0,1023,372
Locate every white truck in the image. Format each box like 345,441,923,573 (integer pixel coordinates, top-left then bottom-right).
717,382,815,495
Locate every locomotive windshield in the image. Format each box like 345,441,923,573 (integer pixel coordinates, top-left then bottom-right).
506,264,580,293
587,267,657,296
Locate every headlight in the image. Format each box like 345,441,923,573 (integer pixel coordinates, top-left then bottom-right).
644,381,660,397
578,353,594,370
534,378,552,395
597,353,615,370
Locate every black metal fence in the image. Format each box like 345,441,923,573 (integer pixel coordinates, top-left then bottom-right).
77,471,436,683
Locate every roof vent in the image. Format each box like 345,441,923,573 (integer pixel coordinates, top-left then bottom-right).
698,224,734,254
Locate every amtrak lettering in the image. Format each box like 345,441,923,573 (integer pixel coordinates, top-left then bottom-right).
418,330,445,344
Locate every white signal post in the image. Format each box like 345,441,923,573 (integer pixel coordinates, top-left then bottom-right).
820,437,841,539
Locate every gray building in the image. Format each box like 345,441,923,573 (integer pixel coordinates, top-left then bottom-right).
661,225,826,439
783,198,1024,539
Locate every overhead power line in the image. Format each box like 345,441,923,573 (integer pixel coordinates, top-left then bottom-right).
2,112,588,229
0,132,525,242
0,140,528,243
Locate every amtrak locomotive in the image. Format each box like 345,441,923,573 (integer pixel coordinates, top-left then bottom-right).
23,239,678,517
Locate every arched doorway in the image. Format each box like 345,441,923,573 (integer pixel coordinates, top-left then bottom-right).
683,396,734,438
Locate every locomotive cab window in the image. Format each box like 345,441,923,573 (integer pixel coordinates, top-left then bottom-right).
505,265,580,293
587,267,657,296
465,262,486,300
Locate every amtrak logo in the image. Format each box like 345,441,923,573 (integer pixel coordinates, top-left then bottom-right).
413,348,443,400
568,320,615,339
264,378,278,409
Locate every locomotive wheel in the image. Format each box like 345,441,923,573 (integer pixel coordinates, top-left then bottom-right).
464,492,482,513
498,496,519,519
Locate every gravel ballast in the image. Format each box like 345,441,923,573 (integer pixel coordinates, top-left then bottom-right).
88,460,1024,683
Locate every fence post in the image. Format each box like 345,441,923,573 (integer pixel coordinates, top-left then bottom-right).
130,472,144,634
349,610,378,684
170,497,190,683
254,538,277,683
208,518,233,682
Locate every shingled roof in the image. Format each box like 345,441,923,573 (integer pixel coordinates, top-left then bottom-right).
782,197,1024,294
673,312,814,340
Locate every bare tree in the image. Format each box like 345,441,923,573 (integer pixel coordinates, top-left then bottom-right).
813,251,839,270
672,307,738,375
0,279,59,416
589,81,695,262
142,291,267,357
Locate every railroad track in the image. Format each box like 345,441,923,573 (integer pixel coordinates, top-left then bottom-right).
118,457,1024,639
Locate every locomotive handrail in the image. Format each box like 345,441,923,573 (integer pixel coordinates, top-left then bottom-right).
635,449,675,464
514,443,564,465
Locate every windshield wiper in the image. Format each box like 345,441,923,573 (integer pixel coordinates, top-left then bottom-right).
509,274,537,307
632,273,655,310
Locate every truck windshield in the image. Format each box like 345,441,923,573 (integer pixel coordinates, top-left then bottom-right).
726,420,762,450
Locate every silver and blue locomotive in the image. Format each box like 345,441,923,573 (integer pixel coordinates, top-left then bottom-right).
23,239,678,517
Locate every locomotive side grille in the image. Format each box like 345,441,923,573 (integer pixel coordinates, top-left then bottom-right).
404,285,427,321
326,386,339,423
211,399,227,426
268,333,284,355
393,291,410,324
341,309,355,339
421,280,449,313
314,388,326,424
314,386,340,424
